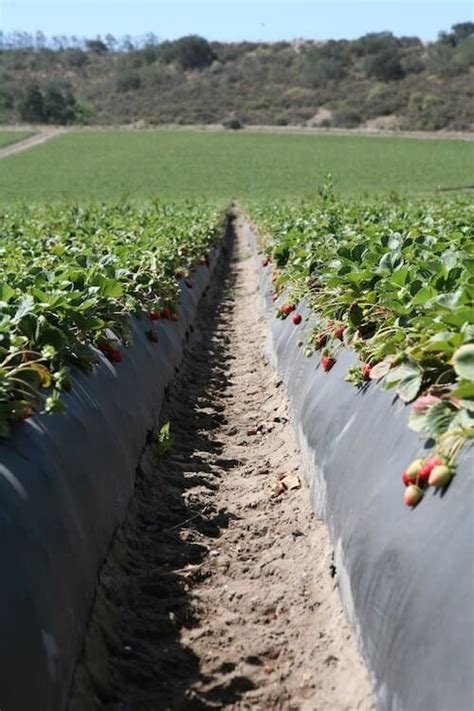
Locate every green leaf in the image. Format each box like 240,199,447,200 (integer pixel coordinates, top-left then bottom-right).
453,344,474,381
451,382,474,399
424,401,458,436
397,371,423,403
0,283,16,303
12,295,35,324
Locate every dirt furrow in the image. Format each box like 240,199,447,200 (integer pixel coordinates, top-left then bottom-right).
0,128,66,159
70,216,373,710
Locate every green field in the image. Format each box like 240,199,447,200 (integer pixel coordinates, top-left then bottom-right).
0,129,473,203
0,130,34,149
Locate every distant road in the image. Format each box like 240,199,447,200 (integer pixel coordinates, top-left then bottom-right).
0,128,66,159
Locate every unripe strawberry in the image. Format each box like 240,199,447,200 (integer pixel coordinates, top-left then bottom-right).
402,458,424,486
404,484,423,507
262,257,270,267
282,303,296,315
170,311,179,322
417,456,445,484
411,394,441,413
428,465,453,488
321,355,335,372
406,458,424,477
292,313,302,325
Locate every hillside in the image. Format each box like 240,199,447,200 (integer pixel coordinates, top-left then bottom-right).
1,23,473,131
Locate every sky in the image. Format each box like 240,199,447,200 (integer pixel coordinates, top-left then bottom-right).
1,0,472,42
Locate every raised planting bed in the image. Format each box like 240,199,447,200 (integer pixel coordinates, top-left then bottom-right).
245,187,474,711
0,201,229,711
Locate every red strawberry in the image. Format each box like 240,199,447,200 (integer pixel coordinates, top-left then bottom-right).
170,311,179,322
425,456,445,470
292,313,302,325
98,341,112,355
282,303,296,315
146,329,159,343
404,484,423,507
205,257,211,267
185,280,193,289
333,325,345,341
262,257,270,267
175,269,184,279
321,355,335,372
19,405,34,420
149,309,160,321
161,308,171,320
418,456,445,484
428,465,453,488
109,350,123,364
362,363,372,380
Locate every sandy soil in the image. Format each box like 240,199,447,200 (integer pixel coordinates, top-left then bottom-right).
0,127,66,159
69,218,374,710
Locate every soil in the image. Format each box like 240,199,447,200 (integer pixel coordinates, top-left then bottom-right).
0,127,66,159
69,216,374,710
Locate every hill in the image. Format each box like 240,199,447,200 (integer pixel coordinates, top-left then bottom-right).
1,23,473,131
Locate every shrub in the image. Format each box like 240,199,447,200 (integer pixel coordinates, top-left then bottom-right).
116,71,141,92
331,109,362,128
222,117,243,130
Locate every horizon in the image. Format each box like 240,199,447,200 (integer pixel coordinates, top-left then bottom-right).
1,0,472,43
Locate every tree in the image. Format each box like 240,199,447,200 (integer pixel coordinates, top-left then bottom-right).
158,36,216,70
42,85,77,123
364,46,404,80
18,83,44,122
85,38,108,54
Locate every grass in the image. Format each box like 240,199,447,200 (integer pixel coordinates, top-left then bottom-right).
0,129,473,203
0,130,34,148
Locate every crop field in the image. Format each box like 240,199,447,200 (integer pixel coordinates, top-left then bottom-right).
0,128,473,203
0,130,34,148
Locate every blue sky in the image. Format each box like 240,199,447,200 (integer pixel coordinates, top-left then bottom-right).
1,0,472,42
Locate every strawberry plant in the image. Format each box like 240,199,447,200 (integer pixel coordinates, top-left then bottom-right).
251,181,474,500
0,200,224,436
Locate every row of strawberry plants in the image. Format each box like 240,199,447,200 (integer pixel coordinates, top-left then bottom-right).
251,181,474,507
0,200,224,437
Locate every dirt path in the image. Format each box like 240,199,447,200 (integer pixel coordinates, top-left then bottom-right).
70,217,374,710
0,128,66,159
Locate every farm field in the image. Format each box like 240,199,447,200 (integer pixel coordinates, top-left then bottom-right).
0,128,473,203
0,130,34,148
